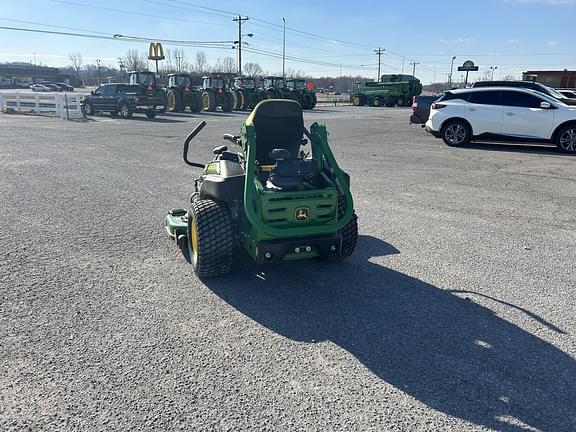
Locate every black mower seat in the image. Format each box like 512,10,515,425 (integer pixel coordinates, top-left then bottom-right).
245,99,304,166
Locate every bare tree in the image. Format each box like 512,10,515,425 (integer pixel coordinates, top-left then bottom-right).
123,49,147,71
69,52,83,85
243,62,263,78
195,51,208,74
222,57,236,74
165,48,188,73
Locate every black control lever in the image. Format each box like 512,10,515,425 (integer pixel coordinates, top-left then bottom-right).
223,133,241,146
183,121,207,168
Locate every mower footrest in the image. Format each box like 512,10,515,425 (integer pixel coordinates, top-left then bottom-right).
165,208,188,240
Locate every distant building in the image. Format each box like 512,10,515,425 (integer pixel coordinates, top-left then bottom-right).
522,70,576,89
0,64,74,88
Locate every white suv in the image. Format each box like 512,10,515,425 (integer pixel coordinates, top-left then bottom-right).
425,87,576,153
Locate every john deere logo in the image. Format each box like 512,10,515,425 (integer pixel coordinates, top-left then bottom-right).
295,207,309,221
148,42,165,61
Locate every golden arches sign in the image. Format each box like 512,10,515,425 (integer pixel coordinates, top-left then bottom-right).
148,42,165,61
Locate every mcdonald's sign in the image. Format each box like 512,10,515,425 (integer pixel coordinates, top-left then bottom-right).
148,42,165,61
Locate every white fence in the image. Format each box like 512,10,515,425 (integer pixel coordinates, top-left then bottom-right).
0,92,84,119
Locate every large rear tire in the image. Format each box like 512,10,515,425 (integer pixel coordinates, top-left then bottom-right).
167,89,183,112
189,93,202,112
187,200,234,277
221,93,233,112
232,90,244,111
202,91,217,112
301,93,313,110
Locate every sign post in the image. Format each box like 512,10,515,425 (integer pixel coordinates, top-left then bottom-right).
457,60,479,86
148,42,165,75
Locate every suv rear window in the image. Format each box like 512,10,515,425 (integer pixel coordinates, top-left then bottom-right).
467,91,500,105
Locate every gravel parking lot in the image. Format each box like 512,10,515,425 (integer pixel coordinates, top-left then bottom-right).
1,107,575,431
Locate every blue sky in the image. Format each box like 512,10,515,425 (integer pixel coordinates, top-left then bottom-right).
1,0,575,83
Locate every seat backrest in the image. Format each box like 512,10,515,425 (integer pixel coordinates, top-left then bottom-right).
246,99,304,166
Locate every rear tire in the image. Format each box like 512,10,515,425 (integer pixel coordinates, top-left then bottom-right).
352,94,365,106
83,101,94,115
118,102,133,119
187,200,234,277
372,97,383,107
396,97,405,107
189,94,202,112
167,89,183,112
441,119,471,147
145,109,156,119
232,90,244,110
202,91,216,112
555,123,576,154
221,93,233,112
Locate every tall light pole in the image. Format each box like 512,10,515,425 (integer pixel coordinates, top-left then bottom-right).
282,18,286,79
449,56,456,88
233,15,249,76
490,66,498,80
410,61,420,77
374,47,385,81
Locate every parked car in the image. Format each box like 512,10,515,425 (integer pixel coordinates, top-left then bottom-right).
30,84,52,92
82,83,163,119
410,95,440,124
425,87,576,153
472,80,576,106
558,89,576,99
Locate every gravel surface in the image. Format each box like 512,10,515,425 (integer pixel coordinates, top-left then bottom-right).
1,107,575,431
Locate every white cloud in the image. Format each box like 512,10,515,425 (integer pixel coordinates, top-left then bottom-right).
506,39,521,44
547,40,559,46
440,37,474,44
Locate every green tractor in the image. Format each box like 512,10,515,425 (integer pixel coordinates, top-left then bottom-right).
200,76,233,112
165,99,358,277
128,71,166,113
286,78,317,110
262,76,297,101
165,73,202,113
352,74,422,107
230,76,265,111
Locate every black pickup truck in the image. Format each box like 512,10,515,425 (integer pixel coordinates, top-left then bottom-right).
410,95,440,124
82,84,163,119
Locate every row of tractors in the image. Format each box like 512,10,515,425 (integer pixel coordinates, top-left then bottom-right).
128,71,317,114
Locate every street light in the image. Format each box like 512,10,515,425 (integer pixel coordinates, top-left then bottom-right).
490,66,498,80
449,56,456,88
233,33,253,76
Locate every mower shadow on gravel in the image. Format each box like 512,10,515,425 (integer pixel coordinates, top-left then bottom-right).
191,235,576,432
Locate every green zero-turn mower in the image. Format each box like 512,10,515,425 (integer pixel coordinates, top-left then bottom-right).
165,99,358,277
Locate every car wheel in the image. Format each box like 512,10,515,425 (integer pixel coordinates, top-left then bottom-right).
118,102,133,119
372,97,382,107
83,101,94,115
397,97,405,107
441,120,470,147
145,109,156,119
556,124,576,154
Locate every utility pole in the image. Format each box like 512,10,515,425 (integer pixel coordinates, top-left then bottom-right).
401,56,405,74
118,58,124,83
233,15,249,76
282,18,286,79
410,61,420,77
374,47,385,81
449,56,456,88
96,59,101,85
